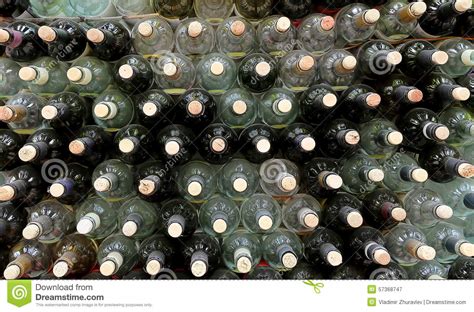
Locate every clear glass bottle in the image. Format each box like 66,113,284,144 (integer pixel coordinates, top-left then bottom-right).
359,118,403,160
240,193,282,234
259,158,300,198
196,52,237,94
297,14,336,55
382,152,428,193
315,49,357,90
262,229,303,271
438,107,474,147
334,3,380,47
278,50,316,92
175,18,215,58
132,18,174,57
256,15,297,57
67,56,113,96
75,196,119,239
194,0,234,25
3,239,51,279
216,17,256,59
425,178,474,218
218,158,259,200
437,37,473,78
18,56,69,95
199,195,240,237
340,151,385,194
97,234,138,277
92,89,135,132
407,260,448,279
0,92,47,134
152,52,196,95
260,88,299,128
176,161,216,203
218,88,257,129
92,159,135,202
222,230,262,274
402,188,453,228
282,194,322,234
113,0,154,15
158,198,198,238
118,197,159,239
138,233,178,276
0,57,24,98
52,233,97,278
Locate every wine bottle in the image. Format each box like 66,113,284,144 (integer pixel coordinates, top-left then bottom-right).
196,52,237,94
49,162,91,205
334,3,380,47
439,107,474,146
174,88,216,130
366,261,408,280
282,194,322,234
22,199,74,243
118,197,158,239
18,56,69,95
38,20,89,62
407,260,448,279
423,221,474,264
0,0,26,17
259,158,300,198
158,198,198,238
457,72,473,112
247,266,282,280
155,124,196,165
359,118,403,160
375,0,427,42
238,53,277,93
197,123,238,164
218,158,259,200
152,0,193,20
317,118,360,159
97,234,138,277
114,0,154,18
199,194,240,236
135,89,175,129
303,227,344,267
113,124,155,165
216,17,256,59
239,124,279,163
260,88,299,128
218,88,257,129
297,14,336,55
448,256,474,279
454,7,474,37
416,0,471,38
17,128,68,164
153,52,196,95
222,230,261,274
340,151,385,194
0,21,47,62
387,158,423,197
303,157,343,198
402,188,453,228
92,89,135,131
396,108,450,152
280,123,317,164
69,125,112,166
397,40,449,78
175,18,215,58
131,18,174,56
42,92,90,132
385,223,436,265
240,193,282,234
52,233,97,278
138,234,178,275
135,160,173,202
0,201,26,246
67,56,113,95
113,54,154,94
418,143,474,182
275,0,311,19
323,192,364,232
283,262,324,280
299,84,338,126
75,196,118,239
234,0,274,21
425,178,474,217
92,159,135,201
176,161,216,203
194,0,234,25
182,233,221,277
278,50,316,91
3,240,51,279
355,40,402,79
262,229,303,271
86,21,131,61
419,73,470,111
0,129,24,170
338,84,382,123
438,38,474,78
362,188,406,229
0,57,24,97
348,226,391,266
0,92,47,134
0,164,44,207
257,16,297,57
315,49,357,90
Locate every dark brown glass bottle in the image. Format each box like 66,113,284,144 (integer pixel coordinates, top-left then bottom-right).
0,21,47,61
299,84,338,126
113,124,155,165
239,124,279,163
303,157,343,199
362,188,406,230
69,125,112,166
280,123,317,164
174,88,217,130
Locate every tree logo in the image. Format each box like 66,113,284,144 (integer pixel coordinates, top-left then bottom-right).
7,280,32,307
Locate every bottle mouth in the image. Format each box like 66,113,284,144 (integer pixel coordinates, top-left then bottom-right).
230,20,246,36
138,179,157,196
138,22,154,37
145,259,162,275
232,177,248,193
53,260,70,278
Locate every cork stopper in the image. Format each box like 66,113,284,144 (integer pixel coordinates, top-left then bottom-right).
0,106,15,122
365,93,381,107
281,252,297,269
210,62,224,76
322,93,338,107
67,67,92,84
461,50,474,66
407,89,424,103
138,179,156,196
297,56,315,71
361,9,380,25
0,29,11,43
165,140,181,156
391,207,407,221
435,126,450,141
118,138,136,154
163,63,178,77
191,260,207,277
459,242,474,257
411,168,428,183
99,261,116,276
431,51,449,65
50,182,66,198
22,223,41,239
236,256,252,273
386,51,402,65
138,22,153,37
276,16,291,33
212,219,227,234
19,67,38,81
373,249,391,265
3,264,21,280
300,137,316,151
87,28,105,43
94,102,117,120
280,175,297,192
211,137,227,153
324,173,343,190
168,222,183,238
256,138,271,153
320,16,335,31
187,100,203,116
458,163,474,178
230,20,246,36
94,177,112,192
434,205,453,219
367,168,384,182
346,211,363,228
187,21,203,38
118,64,134,79
276,99,292,113
454,0,471,13
258,215,273,230
452,87,470,101
232,100,247,115
255,61,271,77
387,131,403,145
142,102,158,117
187,181,203,196
409,2,427,16
53,261,70,278
233,178,248,193
327,250,343,266
146,260,161,275
303,212,319,228
38,26,57,42
122,221,138,237
76,218,94,234
0,185,15,201
69,140,86,155
18,145,38,162
416,245,436,261
41,105,59,120
344,130,360,145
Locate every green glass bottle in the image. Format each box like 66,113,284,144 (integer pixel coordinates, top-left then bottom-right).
196,52,237,94
218,158,259,201
92,159,135,201
0,92,47,134
97,234,138,277
132,18,174,57
3,239,51,279
282,194,322,235
240,193,281,234
67,56,114,96
425,178,474,217
52,233,98,278
92,89,135,132
218,88,257,129
402,188,453,228
176,161,216,203
340,150,385,194
75,196,119,239
222,230,261,274
407,260,448,279
382,152,428,193
118,197,159,239
359,118,403,160
199,194,240,237
18,56,69,96
438,37,474,78
260,88,299,128
262,229,303,271
0,57,24,98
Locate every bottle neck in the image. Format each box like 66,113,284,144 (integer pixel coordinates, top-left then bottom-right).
319,242,342,267
233,247,253,273
405,239,434,261
50,177,76,198
276,244,297,269
122,213,144,236
444,236,473,257
5,253,34,279
420,200,452,220
318,170,342,190
24,215,54,239
138,175,161,196
445,157,474,179
0,29,23,48
380,202,406,222
167,214,185,238
94,172,119,192
42,102,70,121
190,250,209,277
0,105,27,122
0,179,29,201
393,86,423,104
211,212,229,234
364,241,390,265
53,251,79,277
145,250,166,275
77,212,101,234
69,137,95,156
338,206,362,228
